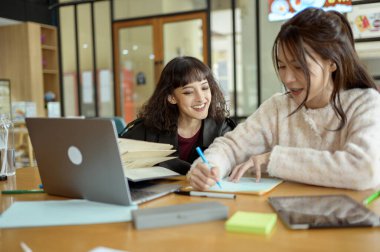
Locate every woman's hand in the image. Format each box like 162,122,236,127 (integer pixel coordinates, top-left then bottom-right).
229,152,271,182
187,163,220,190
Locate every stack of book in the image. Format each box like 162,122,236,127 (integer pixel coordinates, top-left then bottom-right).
117,138,180,181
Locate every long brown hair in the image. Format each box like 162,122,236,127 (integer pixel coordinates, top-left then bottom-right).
272,8,377,130
138,56,228,131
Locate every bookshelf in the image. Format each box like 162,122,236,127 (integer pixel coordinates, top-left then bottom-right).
0,22,60,116
40,24,60,111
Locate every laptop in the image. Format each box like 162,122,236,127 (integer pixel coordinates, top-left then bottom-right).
25,117,181,206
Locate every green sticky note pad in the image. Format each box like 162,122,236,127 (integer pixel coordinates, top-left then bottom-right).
225,211,277,235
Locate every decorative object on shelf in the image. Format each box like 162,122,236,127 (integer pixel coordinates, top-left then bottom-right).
0,114,15,176
0,80,11,118
40,34,46,44
11,102,37,123
44,91,56,103
47,102,61,118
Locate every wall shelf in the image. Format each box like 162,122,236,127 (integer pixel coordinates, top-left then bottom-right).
0,22,60,116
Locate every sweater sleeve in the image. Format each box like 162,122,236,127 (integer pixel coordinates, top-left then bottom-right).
191,94,280,178
268,91,380,190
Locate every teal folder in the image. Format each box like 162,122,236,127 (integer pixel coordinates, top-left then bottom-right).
225,211,277,235
0,199,137,228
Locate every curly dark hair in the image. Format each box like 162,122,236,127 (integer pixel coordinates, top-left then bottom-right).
272,8,377,130
138,56,228,132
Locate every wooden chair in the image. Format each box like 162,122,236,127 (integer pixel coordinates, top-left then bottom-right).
14,122,34,167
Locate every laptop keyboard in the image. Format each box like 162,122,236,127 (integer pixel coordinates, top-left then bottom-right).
130,189,158,201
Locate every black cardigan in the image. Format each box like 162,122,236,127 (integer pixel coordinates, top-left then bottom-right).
120,117,236,175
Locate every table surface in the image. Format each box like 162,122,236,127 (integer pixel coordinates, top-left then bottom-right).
1,167,380,252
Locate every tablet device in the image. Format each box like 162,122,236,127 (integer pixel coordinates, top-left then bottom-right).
268,195,380,229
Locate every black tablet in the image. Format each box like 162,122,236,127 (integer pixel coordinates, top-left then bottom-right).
268,195,380,229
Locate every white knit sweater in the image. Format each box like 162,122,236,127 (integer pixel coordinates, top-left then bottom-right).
191,88,380,190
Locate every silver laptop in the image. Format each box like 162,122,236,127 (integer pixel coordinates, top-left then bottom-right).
25,117,181,206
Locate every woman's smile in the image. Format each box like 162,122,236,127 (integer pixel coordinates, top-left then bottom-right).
192,103,207,111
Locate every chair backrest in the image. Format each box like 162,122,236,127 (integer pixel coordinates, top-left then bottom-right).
111,117,127,135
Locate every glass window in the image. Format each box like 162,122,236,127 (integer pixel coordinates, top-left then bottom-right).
259,2,284,102
118,25,155,122
211,0,233,115
94,1,114,117
163,19,204,63
211,0,258,118
78,4,95,117
236,0,258,116
60,6,78,116
358,42,380,89
114,0,207,20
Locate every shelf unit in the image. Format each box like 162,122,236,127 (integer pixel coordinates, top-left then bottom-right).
0,22,60,116
40,24,60,108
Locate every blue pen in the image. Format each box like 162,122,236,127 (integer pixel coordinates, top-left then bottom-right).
195,147,222,189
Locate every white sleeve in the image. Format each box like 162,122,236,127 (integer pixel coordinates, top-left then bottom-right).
191,95,280,178
268,93,380,190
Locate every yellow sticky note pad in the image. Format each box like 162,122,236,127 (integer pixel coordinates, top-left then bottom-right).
225,211,277,235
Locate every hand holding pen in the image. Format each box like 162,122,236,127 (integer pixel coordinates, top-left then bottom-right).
189,162,220,190
187,147,222,190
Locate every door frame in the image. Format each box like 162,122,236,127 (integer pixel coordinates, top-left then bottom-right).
112,11,208,116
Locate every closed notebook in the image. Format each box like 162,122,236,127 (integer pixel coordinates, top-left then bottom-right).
225,211,277,235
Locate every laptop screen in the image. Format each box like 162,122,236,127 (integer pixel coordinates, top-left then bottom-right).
26,118,134,206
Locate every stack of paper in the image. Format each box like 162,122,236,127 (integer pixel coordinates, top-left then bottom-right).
117,138,179,181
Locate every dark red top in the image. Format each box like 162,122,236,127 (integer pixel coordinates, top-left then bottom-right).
178,128,201,161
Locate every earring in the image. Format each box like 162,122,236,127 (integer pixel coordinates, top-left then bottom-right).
168,95,176,104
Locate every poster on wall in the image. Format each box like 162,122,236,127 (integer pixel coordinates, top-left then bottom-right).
63,73,78,116
82,71,94,104
268,0,352,22
99,70,112,103
347,2,380,40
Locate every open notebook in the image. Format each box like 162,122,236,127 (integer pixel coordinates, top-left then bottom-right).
184,177,283,195
117,138,180,181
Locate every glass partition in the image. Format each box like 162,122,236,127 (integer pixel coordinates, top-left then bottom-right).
211,0,259,117
94,1,114,117
60,6,78,116
114,0,207,20
163,19,204,64
236,0,258,116
118,25,155,122
211,0,233,114
259,1,283,102
60,1,114,117
77,4,95,117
